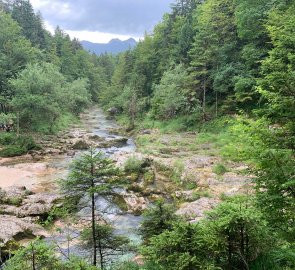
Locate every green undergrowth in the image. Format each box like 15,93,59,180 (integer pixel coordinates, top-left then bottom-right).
0,133,41,157
134,115,270,170
32,113,78,134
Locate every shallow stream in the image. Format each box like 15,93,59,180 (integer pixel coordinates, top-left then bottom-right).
0,107,142,262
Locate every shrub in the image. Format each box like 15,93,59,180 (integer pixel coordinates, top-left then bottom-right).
213,163,228,175
124,156,144,173
0,134,41,157
0,145,26,157
0,133,15,144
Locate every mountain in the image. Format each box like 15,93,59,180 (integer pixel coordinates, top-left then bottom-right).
81,38,137,55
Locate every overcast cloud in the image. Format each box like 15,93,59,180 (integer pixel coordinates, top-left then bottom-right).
30,0,172,42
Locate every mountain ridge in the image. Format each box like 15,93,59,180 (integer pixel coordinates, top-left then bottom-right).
81,38,137,55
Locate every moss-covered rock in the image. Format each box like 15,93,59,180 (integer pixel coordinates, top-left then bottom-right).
72,140,89,150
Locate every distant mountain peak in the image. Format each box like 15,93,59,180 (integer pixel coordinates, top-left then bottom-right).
126,38,136,42
81,38,137,55
109,38,121,43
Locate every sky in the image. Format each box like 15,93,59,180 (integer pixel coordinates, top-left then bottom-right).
30,0,172,43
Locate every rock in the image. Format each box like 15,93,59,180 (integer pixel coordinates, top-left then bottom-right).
175,190,194,200
111,137,128,147
176,197,219,223
4,186,27,196
17,193,61,217
132,255,144,266
107,107,120,116
89,135,104,141
44,149,62,155
0,215,46,244
186,156,218,169
107,128,126,136
2,186,29,204
97,137,128,148
0,204,19,215
72,140,90,150
123,192,148,215
139,129,152,135
67,150,76,157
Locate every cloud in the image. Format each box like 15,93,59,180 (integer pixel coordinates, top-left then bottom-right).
31,0,172,37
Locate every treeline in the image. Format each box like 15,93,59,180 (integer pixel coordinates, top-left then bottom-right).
0,0,114,133
102,0,294,133
97,0,295,269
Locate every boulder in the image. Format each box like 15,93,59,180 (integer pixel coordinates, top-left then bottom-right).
107,107,120,116
89,135,104,141
97,137,128,148
0,215,46,244
72,140,89,150
123,192,148,215
17,193,61,217
139,129,152,135
0,193,61,217
174,190,194,201
176,197,219,223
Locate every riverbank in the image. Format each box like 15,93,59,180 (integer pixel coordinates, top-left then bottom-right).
0,107,252,264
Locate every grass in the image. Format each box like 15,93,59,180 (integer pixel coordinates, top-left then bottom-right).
191,190,212,201
213,163,229,175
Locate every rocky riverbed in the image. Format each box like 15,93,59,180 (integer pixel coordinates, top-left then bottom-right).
0,107,252,263
0,108,142,261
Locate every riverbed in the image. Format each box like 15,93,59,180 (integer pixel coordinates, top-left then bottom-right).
0,107,142,261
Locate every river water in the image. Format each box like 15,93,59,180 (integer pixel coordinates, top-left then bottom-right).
0,107,142,263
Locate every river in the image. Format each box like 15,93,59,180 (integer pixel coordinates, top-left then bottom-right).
0,107,142,263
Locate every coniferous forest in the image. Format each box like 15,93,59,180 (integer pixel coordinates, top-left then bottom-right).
0,0,294,269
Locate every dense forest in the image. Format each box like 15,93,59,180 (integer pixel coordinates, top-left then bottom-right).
0,0,294,269
0,0,114,131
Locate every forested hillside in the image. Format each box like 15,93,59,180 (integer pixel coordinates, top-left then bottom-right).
102,0,294,134
0,0,294,269
0,0,114,133
99,0,295,269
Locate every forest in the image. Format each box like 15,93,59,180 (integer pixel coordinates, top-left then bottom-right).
0,0,294,269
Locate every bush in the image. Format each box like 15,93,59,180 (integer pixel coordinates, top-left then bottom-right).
0,133,15,144
124,156,144,173
0,134,41,157
0,145,26,157
213,163,228,175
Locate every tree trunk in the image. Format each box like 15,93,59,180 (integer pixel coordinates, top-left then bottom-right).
31,244,36,270
98,238,104,270
91,192,97,266
91,159,97,266
227,231,233,270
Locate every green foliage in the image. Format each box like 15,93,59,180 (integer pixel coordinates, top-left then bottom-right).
0,11,39,98
200,196,274,269
124,156,144,174
81,223,129,268
151,64,197,120
141,221,204,270
0,133,40,157
0,145,26,157
212,163,228,175
141,196,277,270
139,200,179,242
3,240,62,270
10,62,91,133
0,113,16,125
3,240,97,270
61,149,119,210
